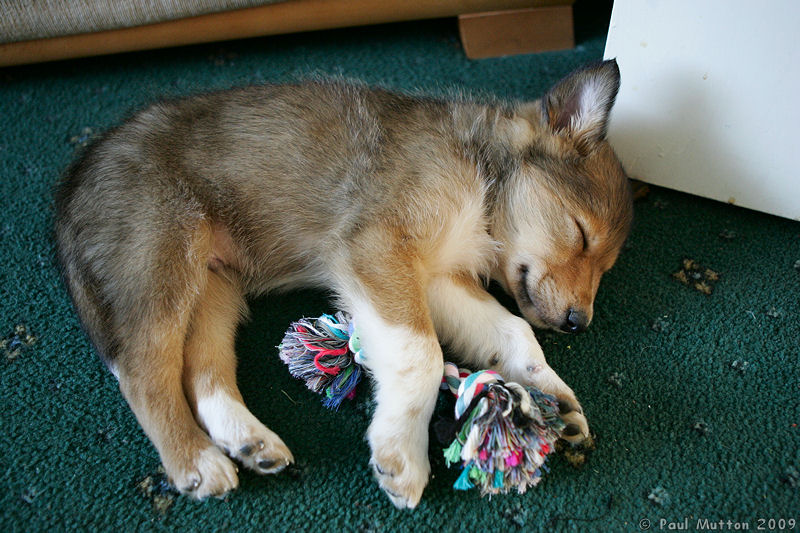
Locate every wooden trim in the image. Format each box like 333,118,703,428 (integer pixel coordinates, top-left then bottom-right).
458,5,574,59
0,0,573,67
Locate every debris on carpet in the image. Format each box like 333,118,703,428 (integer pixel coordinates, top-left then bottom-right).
20,487,40,505
96,426,115,444
692,420,710,436
68,127,96,148
607,372,625,388
672,259,720,295
730,359,750,374
556,433,596,469
651,315,671,333
782,466,799,488
503,501,529,528
648,485,671,506
48,378,63,394
136,467,178,516
781,465,800,489
2,324,36,361
718,229,737,240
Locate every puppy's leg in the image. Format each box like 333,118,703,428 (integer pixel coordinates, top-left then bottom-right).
111,220,248,499
117,324,239,498
183,269,294,475
113,230,240,499
427,273,589,442
341,254,443,509
351,298,443,509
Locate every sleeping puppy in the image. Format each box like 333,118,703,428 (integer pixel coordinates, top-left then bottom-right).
54,59,632,508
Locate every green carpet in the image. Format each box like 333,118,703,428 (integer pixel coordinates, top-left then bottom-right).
2,4,798,531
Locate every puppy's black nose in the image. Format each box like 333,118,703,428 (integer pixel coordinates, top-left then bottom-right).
561,309,588,334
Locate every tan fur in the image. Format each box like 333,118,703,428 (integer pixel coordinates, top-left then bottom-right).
183,269,246,409
54,60,632,508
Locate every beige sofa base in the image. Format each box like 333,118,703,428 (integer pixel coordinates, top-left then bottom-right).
0,0,574,67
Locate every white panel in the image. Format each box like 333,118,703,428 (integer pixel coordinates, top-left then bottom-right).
604,0,800,220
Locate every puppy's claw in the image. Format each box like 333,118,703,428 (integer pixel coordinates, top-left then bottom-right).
180,477,201,493
373,463,393,477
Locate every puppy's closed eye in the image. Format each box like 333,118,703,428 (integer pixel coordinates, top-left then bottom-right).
574,218,588,252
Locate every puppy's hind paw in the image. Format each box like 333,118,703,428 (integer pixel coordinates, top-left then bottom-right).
197,391,294,476
166,446,239,500
231,427,294,475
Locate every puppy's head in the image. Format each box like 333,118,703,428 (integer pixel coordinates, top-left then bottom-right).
493,60,633,333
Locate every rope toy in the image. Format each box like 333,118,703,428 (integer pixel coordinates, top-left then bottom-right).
278,312,565,495
278,312,364,409
439,363,564,494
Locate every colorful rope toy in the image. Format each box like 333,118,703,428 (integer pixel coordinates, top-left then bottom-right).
278,312,364,409
278,312,565,495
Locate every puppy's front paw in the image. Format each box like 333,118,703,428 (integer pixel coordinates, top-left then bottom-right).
165,445,239,499
368,416,430,509
369,444,430,509
556,396,590,445
518,364,591,445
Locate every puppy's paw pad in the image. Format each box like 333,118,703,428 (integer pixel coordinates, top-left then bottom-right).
560,409,590,445
167,446,239,499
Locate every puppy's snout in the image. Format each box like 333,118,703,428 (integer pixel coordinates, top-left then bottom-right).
561,308,588,334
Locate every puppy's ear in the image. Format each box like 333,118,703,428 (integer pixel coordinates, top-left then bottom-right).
541,59,621,152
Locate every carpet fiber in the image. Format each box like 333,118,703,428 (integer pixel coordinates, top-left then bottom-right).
1,4,798,531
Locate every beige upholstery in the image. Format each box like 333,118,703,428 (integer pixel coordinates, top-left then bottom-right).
0,0,572,67
0,0,283,43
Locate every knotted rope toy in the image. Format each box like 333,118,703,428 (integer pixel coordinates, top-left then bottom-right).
278,312,565,495
439,363,564,494
277,312,364,409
